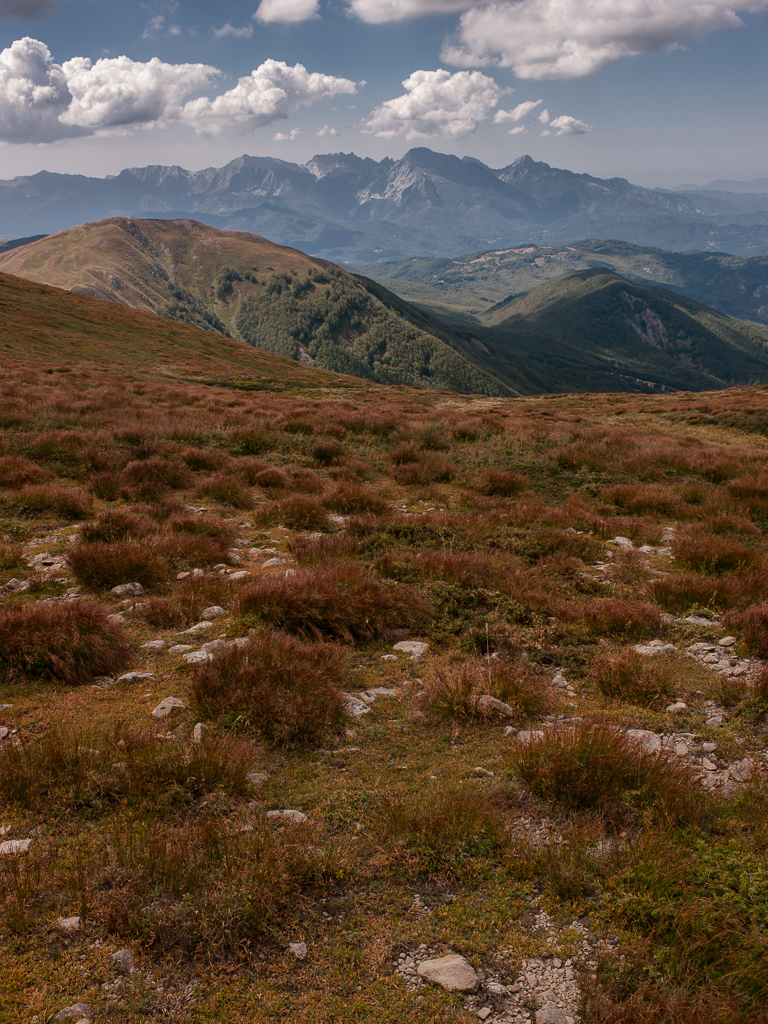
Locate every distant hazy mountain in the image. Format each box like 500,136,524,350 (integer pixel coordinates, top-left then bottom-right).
2,148,768,263
4,218,768,397
358,238,768,325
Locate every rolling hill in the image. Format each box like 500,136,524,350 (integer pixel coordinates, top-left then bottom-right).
358,239,768,326
0,218,517,398
5,219,768,397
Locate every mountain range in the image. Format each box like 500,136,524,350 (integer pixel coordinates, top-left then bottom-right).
2,149,768,265
3,217,768,397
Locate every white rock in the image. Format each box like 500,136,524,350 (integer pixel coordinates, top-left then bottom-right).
381,654,397,661
718,636,738,647
266,809,307,824
626,728,662,753
478,1009,492,1021
140,640,165,651
108,613,125,624
200,639,227,654
183,651,211,665
0,838,31,855
473,767,494,777
58,915,81,934
341,692,370,718
193,722,208,744
517,729,545,745
417,954,479,993
53,1004,93,1022
116,671,154,684
262,556,285,568
111,582,144,597
111,948,134,975
179,621,215,635
612,536,634,550
229,570,251,582
288,941,307,959
246,771,269,788
285,568,296,578
633,643,675,656
666,702,688,713
169,644,193,654
536,1006,574,1024
474,694,515,718
392,640,429,657
151,697,186,718
200,605,227,620
705,716,724,729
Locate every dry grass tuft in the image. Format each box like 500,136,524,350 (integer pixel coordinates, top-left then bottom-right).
591,647,675,706
582,598,662,637
0,601,130,684
11,484,91,519
190,629,347,745
237,561,432,642
67,539,169,590
256,495,328,531
508,721,702,825
419,658,554,721
723,603,768,657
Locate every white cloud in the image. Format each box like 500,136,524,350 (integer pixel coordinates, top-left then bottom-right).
255,0,319,23
538,107,550,123
443,0,768,79
180,59,358,135
59,54,217,129
274,127,300,140
0,39,354,144
0,36,81,143
507,124,526,134
347,0,483,21
540,128,550,136
213,21,254,38
548,113,592,134
142,15,165,38
493,98,542,122
0,0,57,17
362,67,501,138
168,24,181,35
317,123,339,135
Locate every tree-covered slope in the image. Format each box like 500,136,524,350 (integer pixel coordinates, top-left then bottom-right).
0,218,519,397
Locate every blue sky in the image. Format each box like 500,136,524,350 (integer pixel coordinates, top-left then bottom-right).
0,0,766,187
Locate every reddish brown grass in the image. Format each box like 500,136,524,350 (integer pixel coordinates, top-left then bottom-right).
582,598,662,637
190,629,347,744
67,540,169,590
672,525,763,575
237,560,432,642
723,603,768,657
0,601,130,684
11,484,91,519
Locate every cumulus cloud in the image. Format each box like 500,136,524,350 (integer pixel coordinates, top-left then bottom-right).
507,124,525,134
362,67,501,138
0,0,57,17
142,15,165,38
255,0,319,23
493,98,542,122
274,127,300,140
347,0,483,21
442,0,768,78
0,36,82,143
180,59,358,135
317,123,339,135
548,113,592,134
0,39,355,143
59,54,217,129
213,21,254,38
538,107,550,123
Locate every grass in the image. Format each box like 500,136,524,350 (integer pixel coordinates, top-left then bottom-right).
4,314,768,1021
0,601,130,684
190,629,347,745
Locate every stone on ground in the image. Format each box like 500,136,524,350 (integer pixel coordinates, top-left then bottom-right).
417,954,479,992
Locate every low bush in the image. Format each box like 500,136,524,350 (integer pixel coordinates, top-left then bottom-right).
11,485,91,519
237,561,432,642
256,496,329,532
591,648,676,706
0,542,25,572
67,540,168,590
0,456,51,489
0,724,253,811
190,629,347,745
472,470,528,497
391,453,455,486
80,509,153,544
0,601,130,684
673,526,762,575
311,440,346,465
373,788,507,877
197,473,253,509
647,574,724,613
723,603,768,657
288,533,361,565
123,457,192,492
323,482,392,516
582,598,661,637
508,721,702,825
419,658,554,721
137,575,236,629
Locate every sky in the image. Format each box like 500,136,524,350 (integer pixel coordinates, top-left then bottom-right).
0,0,767,188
